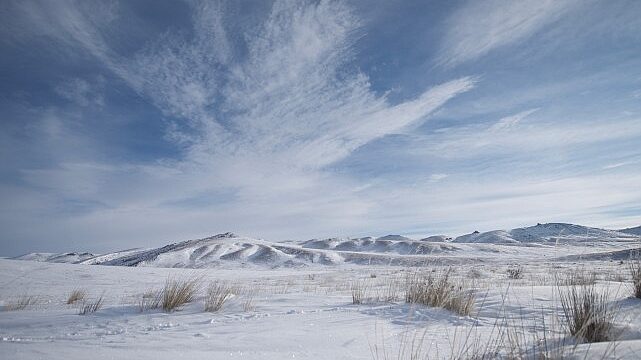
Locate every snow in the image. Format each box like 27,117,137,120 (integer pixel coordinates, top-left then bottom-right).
620,226,641,236
420,235,452,242
2,223,641,359
376,235,412,241
12,223,641,268
13,252,97,263
453,223,639,244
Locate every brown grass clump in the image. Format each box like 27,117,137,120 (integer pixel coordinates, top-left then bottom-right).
67,289,86,304
506,266,523,279
405,269,475,316
559,284,613,343
161,277,199,312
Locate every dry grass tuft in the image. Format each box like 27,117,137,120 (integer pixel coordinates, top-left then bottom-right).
240,287,257,312
506,266,523,280
162,277,200,312
204,281,232,312
5,294,38,311
405,269,475,316
139,289,162,312
558,270,597,286
78,294,104,315
67,289,86,304
351,280,368,305
559,284,613,343
630,258,641,299
378,275,403,303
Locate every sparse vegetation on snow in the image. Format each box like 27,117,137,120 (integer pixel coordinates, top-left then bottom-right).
2,224,641,359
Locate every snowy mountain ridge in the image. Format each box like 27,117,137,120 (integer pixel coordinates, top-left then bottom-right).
12,223,640,268
453,222,638,244
620,225,641,236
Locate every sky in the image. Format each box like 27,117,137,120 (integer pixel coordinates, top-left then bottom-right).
1,0,641,256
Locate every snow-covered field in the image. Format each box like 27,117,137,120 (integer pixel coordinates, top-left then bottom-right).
2,223,641,359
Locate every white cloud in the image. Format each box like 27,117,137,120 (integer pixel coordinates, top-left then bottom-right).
2,0,477,250
428,173,448,182
54,77,105,107
4,0,640,254
419,112,641,159
437,0,580,67
118,0,477,176
361,172,641,235
112,0,477,170
602,162,631,170
490,108,538,131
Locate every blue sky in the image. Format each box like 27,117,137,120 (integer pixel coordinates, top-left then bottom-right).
1,0,641,255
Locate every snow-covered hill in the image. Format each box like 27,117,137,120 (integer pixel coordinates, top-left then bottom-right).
14,252,96,263
420,235,452,242
84,232,341,268
12,223,641,268
452,230,519,244
620,225,641,236
453,223,639,244
81,233,466,268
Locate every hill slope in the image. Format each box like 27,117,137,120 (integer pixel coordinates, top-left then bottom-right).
620,226,641,236
453,223,638,244
12,223,641,268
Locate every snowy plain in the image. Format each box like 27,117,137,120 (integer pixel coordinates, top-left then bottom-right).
2,223,641,359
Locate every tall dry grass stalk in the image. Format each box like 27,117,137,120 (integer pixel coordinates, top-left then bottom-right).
629,258,641,299
4,294,38,311
371,285,619,360
204,281,232,312
352,280,369,305
559,284,613,343
557,270,597,287
78,294,104,315
139,289,162,312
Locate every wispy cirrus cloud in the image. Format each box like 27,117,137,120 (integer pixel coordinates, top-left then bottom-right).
122,1,476,169
2,0,640,256
436,0,581,67
27,0,474,169
0,0,476,252
415,111,641,159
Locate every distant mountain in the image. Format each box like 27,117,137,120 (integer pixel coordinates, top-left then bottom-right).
453,230,519,244
420,235,452,242
14,252,96,263
299,236,460,255
376,234,412,241
620,226,641,236
13,232,462,268
89,232,340,268
12,223,641,268
453,223,639,244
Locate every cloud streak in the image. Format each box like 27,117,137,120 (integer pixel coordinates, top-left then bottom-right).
0,0,476,253
1,0,640,255
122,1,477,170
436,0,580,67
416,112,641,159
